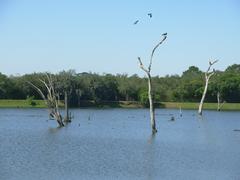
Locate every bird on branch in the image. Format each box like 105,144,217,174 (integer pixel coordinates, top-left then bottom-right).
138,57,144,68
148,13,152,18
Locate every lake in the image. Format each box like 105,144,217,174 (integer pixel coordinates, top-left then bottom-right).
0,108,240,180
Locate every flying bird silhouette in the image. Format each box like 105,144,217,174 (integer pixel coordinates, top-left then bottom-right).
147,13,152,18
162,33,167,36
133,20,139,25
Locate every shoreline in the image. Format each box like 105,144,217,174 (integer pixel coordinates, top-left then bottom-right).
0,100,240,111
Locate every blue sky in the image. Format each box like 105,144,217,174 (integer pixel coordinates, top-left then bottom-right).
0,0,239,76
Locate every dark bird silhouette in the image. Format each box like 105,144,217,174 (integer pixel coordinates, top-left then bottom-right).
169,116,175,121
162,33,167,36
148,13,152,18
133,20,139,25
138,57,144,68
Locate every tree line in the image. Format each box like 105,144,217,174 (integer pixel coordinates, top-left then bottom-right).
0,64,240,106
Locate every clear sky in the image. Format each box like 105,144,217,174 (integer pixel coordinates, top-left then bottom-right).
0,0,239,77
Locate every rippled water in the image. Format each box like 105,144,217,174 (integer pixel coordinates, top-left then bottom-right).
0,108,240,180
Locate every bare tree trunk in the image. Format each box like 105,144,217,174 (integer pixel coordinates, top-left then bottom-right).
198,78,209,115
138,33,167,134
56,111,64,127
198,60,218,115
217,91,225,111
147,74,157,133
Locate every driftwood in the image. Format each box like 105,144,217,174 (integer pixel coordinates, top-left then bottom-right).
27,73,64,127
198,60,218,115
138,33,167,134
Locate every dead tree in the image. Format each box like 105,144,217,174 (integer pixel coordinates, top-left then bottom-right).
217,92,225,111
198,60,218,115
64,91,72,123
138,33,167,134
28,74,65,127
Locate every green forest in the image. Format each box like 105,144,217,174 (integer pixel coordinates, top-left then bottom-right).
0,64,240,107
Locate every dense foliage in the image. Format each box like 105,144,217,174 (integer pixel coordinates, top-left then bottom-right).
0,64,239,106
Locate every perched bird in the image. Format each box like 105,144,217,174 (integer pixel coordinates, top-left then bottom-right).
138,57,144,68
162,32,167,36
147,13,152,18
133,20,139,25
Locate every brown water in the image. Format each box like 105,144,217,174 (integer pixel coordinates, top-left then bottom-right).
0,108,240,180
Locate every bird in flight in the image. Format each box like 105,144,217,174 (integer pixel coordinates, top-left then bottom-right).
162,33,167,36
147,13,152,18
133,20,139,25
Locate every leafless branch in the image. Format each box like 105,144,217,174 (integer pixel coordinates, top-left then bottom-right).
26,81,47,102
27,73,64,127
149,34,167,71
138,57,149,74
206,60,218,75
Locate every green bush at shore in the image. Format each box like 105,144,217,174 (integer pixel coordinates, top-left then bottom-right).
0,100,239,110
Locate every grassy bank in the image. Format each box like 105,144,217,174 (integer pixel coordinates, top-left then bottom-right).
0,100,239,110
162,102,240,111
0,100,47,108
79,101,240,110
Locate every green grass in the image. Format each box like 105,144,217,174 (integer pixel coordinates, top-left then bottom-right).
0,100,239,110
0,100,47,108
77,100,144,108
162,102,240,111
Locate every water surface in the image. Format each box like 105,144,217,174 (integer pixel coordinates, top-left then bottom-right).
0,108,240,180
